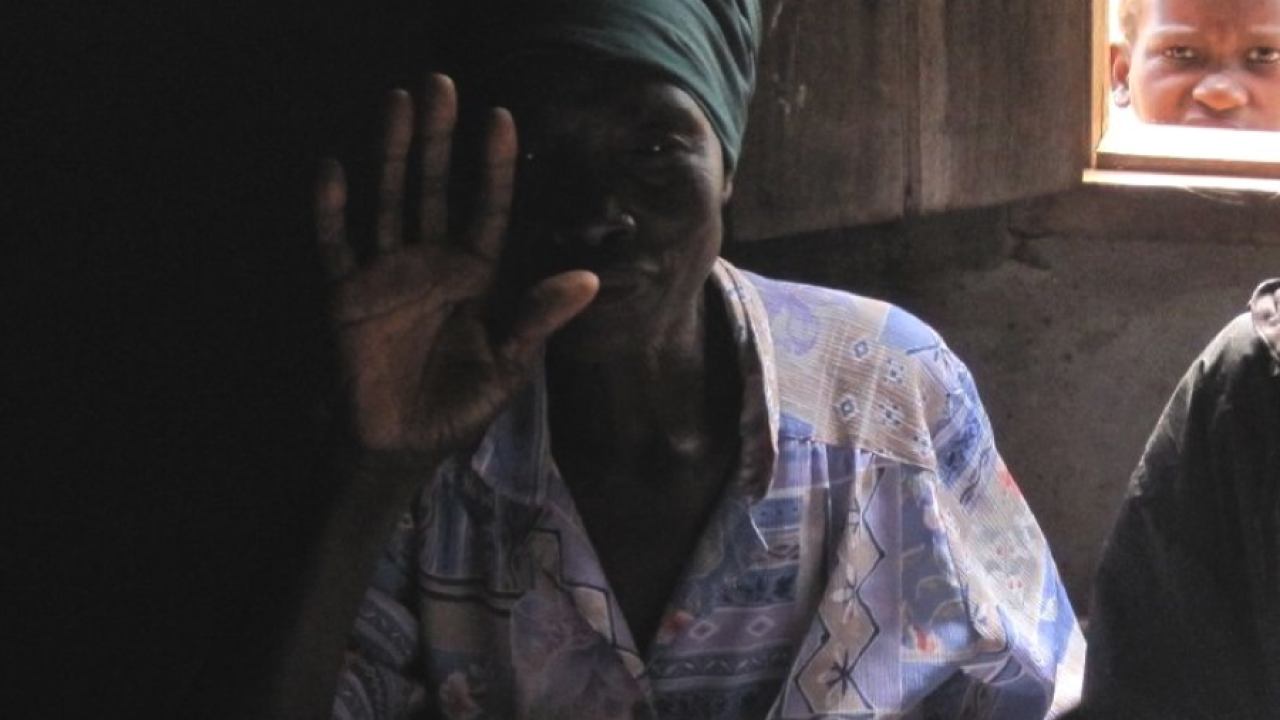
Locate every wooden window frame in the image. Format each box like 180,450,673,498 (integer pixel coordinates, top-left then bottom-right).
1015,0,1280,247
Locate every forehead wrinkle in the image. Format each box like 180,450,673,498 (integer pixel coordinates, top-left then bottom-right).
515,84,713,159
1148,24,1200,35
1149,0,1280,23
629,91,711,131
1146,22,1280,44
551,85,708,131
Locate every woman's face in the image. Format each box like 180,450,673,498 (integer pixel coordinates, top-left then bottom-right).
491,60,733,359
1115,0,1280,129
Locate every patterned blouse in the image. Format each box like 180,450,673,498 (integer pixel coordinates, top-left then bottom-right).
333,259,1085,720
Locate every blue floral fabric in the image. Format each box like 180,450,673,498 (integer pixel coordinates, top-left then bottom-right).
333,260,1085,719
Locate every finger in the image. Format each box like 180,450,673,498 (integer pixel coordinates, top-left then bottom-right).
466,107,517,266
315,158,355,278
376,89,414,254
499,270,599,367
418,74,457,246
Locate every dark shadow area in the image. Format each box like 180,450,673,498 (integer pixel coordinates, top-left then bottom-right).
5,3,437,716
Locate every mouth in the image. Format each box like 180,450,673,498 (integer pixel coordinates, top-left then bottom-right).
1180,116,1239,130
515,241,660,307
585,267,651,306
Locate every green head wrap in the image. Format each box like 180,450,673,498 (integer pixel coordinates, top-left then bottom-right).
439,0,761,172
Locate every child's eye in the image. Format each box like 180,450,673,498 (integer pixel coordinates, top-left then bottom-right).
1162,46,1196,60
1247,47,1280,64
1162,46,1197,61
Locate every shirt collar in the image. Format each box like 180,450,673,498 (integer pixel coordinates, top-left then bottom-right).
1249,278,1280,371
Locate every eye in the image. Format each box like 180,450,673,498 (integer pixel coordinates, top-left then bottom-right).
631,132,689,158
1248,46,1280,64
517,135,547,166
1162,45,1197,61
634,139,674,157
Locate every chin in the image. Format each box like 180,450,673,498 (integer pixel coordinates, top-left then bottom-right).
1177,117,1241,129
548,310,655,362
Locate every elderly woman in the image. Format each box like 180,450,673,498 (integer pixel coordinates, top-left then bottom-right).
298,0,1085,717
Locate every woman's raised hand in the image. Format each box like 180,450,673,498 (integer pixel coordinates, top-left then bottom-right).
315,74,597,458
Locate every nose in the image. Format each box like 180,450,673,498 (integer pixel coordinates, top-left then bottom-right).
1192,72,1248,113
524,144,638,249
550,186,637,248
555,207,636,247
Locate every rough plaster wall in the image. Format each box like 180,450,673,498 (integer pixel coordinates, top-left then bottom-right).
726,210,1280,610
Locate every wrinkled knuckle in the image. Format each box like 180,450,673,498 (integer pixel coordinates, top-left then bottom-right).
487,158,517,178
422,126,455,144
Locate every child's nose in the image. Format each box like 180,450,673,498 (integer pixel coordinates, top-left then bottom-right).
1192,72,1248,112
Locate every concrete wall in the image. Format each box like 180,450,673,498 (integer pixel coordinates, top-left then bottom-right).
725,190,1280,611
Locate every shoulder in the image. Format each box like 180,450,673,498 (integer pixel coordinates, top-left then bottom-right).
1129,311,1278,500
1189,275,1280,385
738,269,947,360
1180,311,1280,439
1188,312,1274,397
738,269,975,464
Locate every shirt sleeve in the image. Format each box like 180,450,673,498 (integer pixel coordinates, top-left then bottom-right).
913,342,1085,720
331,511,427,720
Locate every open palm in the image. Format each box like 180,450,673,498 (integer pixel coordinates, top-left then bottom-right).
316,74,596,457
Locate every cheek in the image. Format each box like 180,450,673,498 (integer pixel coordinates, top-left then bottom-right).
1252,75,1280,112
1247,88,1280,129
631,165,725,228
1131,66,1196,114
640,170,724,284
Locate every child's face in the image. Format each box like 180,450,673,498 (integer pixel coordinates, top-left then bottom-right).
1114,0,1280,129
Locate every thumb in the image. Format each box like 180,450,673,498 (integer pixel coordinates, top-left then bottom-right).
498,270,598,367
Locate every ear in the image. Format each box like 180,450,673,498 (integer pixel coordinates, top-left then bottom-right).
1111,42,1133,107
721,173,734,206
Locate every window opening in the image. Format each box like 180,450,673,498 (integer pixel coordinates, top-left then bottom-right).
1095,0,1280,181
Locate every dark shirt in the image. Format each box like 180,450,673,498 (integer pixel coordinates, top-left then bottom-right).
1081,280,1280,720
